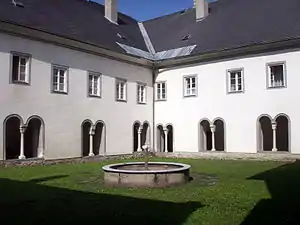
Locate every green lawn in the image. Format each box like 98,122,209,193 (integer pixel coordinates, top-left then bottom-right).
0,158,299,225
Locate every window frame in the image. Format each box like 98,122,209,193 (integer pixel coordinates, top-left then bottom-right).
155,81,167,101
87,71,102,98
10,52,31,85
183,75,198,97
226,68,245,94
137,82,147,104
51,64,69,95
115,78,127,102
266,61,287,89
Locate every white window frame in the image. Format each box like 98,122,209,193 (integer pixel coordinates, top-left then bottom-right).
266,62,287,89
137,83,147,104
51,65,68,94
227,68,244,93
116,78,127,102
183,75,197,97
88,71,101,97
156,81,167,101
11,52,31,84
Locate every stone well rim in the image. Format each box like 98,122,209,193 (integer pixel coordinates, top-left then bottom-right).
102,162,190,174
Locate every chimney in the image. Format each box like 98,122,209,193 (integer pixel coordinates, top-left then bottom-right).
194,0,209,21
105,0,118,24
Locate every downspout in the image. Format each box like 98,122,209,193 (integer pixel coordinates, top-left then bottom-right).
152,63,158,153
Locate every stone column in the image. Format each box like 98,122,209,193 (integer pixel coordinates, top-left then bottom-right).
163,127,169,152
272,121,277,152
19,126,26,159
89,127,95,156
38,123,44,158
137,126,143,151
210,125,216,151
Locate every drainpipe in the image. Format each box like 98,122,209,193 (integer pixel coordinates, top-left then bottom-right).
152,65,158,153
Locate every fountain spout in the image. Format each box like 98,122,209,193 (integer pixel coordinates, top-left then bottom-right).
142,145,150,170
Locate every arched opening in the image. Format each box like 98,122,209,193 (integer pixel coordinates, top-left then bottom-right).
4,116,22,160
258,116,273,151
166,125,174,152
82,120,92,157
276,115,289,151
141,122,150,148
24,117,44,158
156,125,165,152
199,120,212,151
133,121,141,152
214,119,225,151
93,121,106,155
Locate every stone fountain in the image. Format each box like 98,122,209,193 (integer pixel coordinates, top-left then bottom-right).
102,145,191,188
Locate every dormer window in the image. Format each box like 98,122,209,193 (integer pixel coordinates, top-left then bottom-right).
181,34,191,41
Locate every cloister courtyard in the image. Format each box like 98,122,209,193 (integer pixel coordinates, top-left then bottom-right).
1,157,300,225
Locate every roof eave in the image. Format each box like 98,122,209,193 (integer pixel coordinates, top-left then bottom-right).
155,38,300,69
0,21,153,68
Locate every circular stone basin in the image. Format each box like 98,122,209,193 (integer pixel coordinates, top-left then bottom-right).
102,162,191,188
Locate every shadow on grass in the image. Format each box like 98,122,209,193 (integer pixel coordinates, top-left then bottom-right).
241,160,300,225
0,177,202,225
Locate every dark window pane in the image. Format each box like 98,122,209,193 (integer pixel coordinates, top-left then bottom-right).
12,56,19,81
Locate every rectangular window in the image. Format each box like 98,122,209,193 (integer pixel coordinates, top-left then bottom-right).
11,53,30,84
137,83,147,104
52,65,68,93
183,76,197,97
116,78,127,101
227,69,244,93
88,72,101,97
267,63,286,88
156,81,167,101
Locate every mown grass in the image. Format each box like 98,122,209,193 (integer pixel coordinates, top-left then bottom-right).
0,157,299,225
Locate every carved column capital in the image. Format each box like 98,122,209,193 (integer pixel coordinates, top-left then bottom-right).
210,124,216,133
271,121,277,130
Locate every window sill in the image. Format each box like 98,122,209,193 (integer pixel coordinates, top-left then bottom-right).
155,99,167,102
11,81,30,86
116,99,127,103
267,85,286,89
228,90,244,94
88,94,101,99
137,102,147,105
183,94,197,98
52,90,68,95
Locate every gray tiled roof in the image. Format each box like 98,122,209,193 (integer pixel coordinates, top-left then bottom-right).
0,0,148,53
144,0,300,56
1,0,300,60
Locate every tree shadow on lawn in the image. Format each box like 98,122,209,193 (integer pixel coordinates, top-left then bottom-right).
241,160,300,225
0,177,202,225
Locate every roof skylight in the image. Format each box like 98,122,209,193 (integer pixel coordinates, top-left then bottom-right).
12,0,24,8
181,34,191,41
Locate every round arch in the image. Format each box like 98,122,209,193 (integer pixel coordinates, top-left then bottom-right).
166,123,174,152
213,117,226,151
198,118,212,151
274,113,290,152
257,114,273,152
81,119,93,157
3,114,24,160
94,120,106,155
133,121,141,152
24,115,45,158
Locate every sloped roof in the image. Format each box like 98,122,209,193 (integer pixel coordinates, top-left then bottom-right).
144,0,300,56
1,0,300,61
0,0,148,53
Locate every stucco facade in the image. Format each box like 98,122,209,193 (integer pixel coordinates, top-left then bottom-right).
155,49,300,153
0,33,154,160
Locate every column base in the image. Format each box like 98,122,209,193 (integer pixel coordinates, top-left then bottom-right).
18,155,26,160
272,148,278,152
89,153,95,157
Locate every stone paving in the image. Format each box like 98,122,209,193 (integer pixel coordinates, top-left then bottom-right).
156,152,300,162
